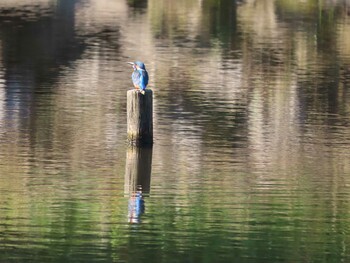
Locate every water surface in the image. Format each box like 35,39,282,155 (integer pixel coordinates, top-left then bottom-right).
0,0,350,262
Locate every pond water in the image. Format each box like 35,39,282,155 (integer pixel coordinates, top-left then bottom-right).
0,0,350,262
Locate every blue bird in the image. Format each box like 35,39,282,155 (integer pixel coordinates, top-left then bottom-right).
127,61,149,95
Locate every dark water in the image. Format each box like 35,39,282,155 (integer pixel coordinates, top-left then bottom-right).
0,0,349,262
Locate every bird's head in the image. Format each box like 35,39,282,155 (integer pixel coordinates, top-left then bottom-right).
127,61,146,70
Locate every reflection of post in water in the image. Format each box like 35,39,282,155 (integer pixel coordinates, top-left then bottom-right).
125,146,152,223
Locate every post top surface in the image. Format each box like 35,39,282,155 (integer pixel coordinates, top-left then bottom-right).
127,89,153,94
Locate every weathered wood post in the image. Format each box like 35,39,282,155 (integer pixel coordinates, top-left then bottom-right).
127,89,153,146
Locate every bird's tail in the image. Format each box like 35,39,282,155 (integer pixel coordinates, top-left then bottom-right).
140,89,145,95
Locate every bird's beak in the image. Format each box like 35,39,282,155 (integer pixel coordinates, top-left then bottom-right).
127,62,134,65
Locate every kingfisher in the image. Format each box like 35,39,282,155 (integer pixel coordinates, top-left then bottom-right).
127,61,149,95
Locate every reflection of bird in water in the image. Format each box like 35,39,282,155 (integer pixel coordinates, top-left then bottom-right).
127,61,149,95
128,189,145,224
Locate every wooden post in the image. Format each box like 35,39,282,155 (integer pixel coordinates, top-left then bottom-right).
127,89,153,146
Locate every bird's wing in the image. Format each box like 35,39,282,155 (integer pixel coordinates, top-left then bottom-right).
140,70,149,89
